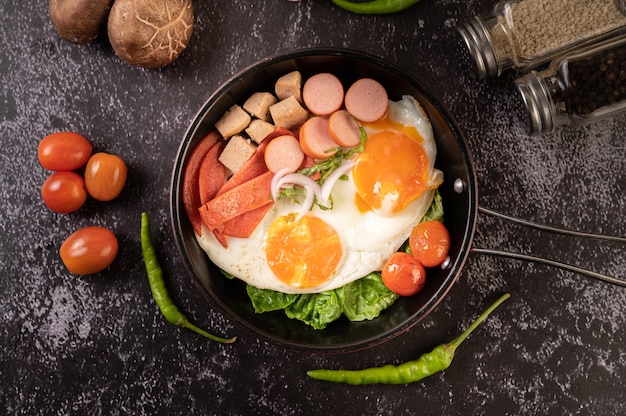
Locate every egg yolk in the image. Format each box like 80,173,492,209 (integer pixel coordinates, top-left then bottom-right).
265,214,342,289
352,130,431,215
366,112,425,143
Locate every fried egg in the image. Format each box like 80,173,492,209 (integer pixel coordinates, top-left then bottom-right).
196,95,443,294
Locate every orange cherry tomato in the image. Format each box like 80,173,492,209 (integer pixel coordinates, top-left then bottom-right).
41,171,87,213
38,132,93,171
409,220,451,268
60,226,119,275
381,252,426,296
84,152,127,201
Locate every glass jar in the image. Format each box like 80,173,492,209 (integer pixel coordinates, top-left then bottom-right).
514,35,626,134
457,0,626,80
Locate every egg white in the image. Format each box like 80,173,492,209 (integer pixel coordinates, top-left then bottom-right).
196,95,443,294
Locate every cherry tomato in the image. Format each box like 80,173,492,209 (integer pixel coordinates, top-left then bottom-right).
38,132,93,171
84,152,127,201
409,220,451,268
381,252,426,296
60,226,119,275
41,171,87,213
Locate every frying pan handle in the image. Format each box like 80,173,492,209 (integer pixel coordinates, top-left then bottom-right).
472,206,626,287
478,206,626,244
471,248,626,287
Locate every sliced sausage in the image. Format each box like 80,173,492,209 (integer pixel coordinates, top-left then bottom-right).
328,110,362,148
182,130,220,236
344,78,388,123
263,134,305,173
299,116,338,160
198,141,226,205
302,73,344,116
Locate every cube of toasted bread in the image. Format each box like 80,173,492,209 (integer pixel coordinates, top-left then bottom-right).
243,92,277,122
275,71,302,103
245,119,276,144
215,105,251,138
218,135,257,173
269,96,309,130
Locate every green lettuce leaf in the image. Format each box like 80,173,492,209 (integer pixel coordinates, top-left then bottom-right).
421,189,444,223
246,285,297,313
285,291,343,330
244,273,397,329
338,273,399,321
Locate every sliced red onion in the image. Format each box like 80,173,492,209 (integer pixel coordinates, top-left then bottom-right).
320,161,356,205
271,161,356,219
276,173,322,198
271,168,291,200
271,171,323,218
295,184,316,222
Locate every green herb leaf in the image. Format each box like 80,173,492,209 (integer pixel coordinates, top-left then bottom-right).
298,126,367,184
246,285,298,313
421,189,444,223
339,273,399,321
285,291,343,330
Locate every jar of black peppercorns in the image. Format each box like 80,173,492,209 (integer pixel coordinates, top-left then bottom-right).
514,34,626,133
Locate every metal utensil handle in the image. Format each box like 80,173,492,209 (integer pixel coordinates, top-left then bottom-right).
471,248,626,287
473,206,626,287
479,206,626,244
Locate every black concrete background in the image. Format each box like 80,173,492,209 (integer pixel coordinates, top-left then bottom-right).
1,1,625,415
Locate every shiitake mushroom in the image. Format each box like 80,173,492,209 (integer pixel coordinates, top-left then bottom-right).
49,0,114,44
107,0,194,68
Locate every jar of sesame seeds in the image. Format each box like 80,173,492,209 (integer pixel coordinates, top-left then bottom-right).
514,34,626,133
457,0,626,80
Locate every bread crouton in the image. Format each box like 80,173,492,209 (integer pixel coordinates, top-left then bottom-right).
215,105,251,138
243,92,277,122
218,135,257,173
275,71,302,103
245,119,276,144
269,96,309,130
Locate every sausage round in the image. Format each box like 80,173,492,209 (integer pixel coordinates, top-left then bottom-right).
263,135,305,173
344,78,388,123
328,110,362,148
299,116,339,160
302,73,344,116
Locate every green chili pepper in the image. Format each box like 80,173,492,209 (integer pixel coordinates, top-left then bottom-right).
307,293,510,384
140,212,236,344
331,0,421,14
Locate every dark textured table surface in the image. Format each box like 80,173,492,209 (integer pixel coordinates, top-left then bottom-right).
2,1,625,415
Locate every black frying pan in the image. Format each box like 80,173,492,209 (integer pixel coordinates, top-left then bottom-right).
169,47,623,353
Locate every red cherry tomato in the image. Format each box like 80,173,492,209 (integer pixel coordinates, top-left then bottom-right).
41,171,87,213
60,226,119,275
381,252,426,296
84,152,127,201
409,220,451,268
38,132,93,171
